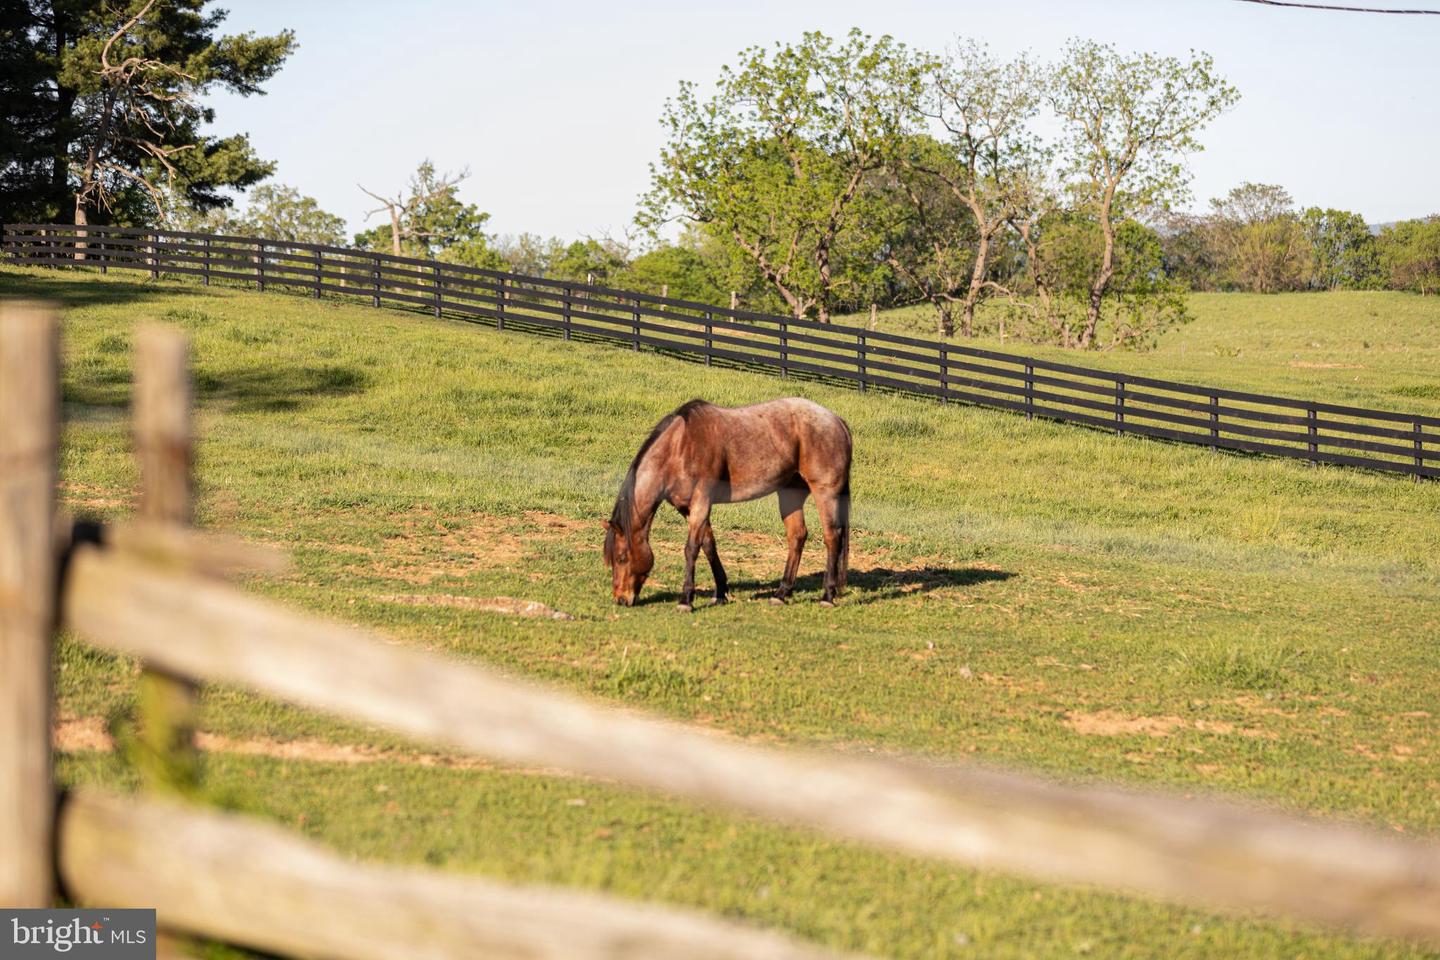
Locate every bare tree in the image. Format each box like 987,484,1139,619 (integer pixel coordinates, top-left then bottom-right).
73,0,194,226
359,161,472,256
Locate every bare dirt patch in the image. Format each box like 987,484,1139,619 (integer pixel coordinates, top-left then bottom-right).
1063,710,1266,738
1288,361,1366,370
335,509,590,585
59,481,131,512
55,716,498,771
376,593,574,620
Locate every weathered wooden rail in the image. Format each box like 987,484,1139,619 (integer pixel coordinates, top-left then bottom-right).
2,301,1440,958
4,222,1437,481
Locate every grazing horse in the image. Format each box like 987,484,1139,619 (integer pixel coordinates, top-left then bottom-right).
604,398,852,610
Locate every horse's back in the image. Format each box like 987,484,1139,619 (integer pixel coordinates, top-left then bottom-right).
682,398,849,500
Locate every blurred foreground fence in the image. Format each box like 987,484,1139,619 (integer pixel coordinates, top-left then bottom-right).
4,303,1440,958
4,222,1438,481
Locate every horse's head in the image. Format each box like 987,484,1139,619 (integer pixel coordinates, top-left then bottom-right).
604,519,653,606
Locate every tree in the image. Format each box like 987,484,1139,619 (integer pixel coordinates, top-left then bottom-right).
1208,183,1311,293
641,30,929,323
357,160,491,258
230,184,345,245
892,41,1046,337
1301,207,1377,290
1,0,294,226
1377,216,1440,295
1049,40,1238,347
623,243,728,304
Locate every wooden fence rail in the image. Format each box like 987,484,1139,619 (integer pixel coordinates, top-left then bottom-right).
5,223,1437,481
2,304,1440,957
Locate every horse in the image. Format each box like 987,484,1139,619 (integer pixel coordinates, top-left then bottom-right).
604,398,852,610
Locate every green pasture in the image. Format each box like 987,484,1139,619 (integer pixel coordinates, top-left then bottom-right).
5,264,1438,959
843,292,1440,418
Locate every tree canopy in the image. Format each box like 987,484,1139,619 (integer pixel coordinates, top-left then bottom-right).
0,0,294,225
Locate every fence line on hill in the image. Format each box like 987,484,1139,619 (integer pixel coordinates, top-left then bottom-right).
4,222,1437,481
3,303,1440,957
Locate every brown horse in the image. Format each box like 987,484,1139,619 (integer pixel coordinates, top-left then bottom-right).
604,398,852,610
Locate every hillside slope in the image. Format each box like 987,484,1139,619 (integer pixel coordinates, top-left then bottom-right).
9,266,1438,960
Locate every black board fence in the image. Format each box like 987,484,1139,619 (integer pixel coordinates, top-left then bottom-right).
5,222,1437,481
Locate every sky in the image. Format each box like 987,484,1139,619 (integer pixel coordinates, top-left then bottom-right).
206,0,1440,241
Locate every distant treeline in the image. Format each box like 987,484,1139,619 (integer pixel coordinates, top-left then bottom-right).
7,6,1434,350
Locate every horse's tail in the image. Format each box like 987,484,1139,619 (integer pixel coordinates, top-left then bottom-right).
837,429,852,595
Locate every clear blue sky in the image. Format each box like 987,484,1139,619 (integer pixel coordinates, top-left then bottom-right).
207,0,1440,240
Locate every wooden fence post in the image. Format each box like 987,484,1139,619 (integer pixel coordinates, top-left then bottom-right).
857,330,867,393
202,237,211,287
563,286,572,341
256,242,266,293
632,298,641,351
315,249,324,300
496,277,506,331
779,320,788,378
432,263,442,318
1307,406,1319,462
1024,363,1034,420
1416,420,1425,482
704,311,713,367
939,344,949,404
149,232,159,280
0,301,59,908
371,255,381,308
1210,393,1220,450
1115,379,1126,436
133,328,200,795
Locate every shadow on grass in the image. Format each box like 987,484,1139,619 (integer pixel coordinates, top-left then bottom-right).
64,361,370,412
195,364,371,413
642,565,1014,607
0,266,206,308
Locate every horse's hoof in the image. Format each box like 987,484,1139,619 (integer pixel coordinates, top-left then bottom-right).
677,602,694,613
713,594,729,606
768,596,787,606
819,599,836,608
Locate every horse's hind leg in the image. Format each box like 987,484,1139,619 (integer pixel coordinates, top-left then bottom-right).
774,485,809,603
812,487,850,606
700,519,728,604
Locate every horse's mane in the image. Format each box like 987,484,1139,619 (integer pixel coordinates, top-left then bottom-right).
606,400,710,564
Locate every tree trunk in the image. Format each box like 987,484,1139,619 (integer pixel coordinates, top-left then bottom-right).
960,230,993,338
1082,197,1117,350
935,302,955,339
389,207,402,256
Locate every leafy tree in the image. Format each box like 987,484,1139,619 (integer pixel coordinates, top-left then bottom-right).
1,0,294,226
641,30,929,323
492,233,567,276
1377,216,1440,295
230,184,345,245
891,41,1046,337
623,243,729,304
1208,183,1311,293
1301,207,1377,290
1157,211,1224,291
1017,210,1188,349
1049,40,1237,347
548,238,630,285
357,160,492,258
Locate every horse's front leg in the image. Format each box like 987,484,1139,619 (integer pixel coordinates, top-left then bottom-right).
678,495,712,612
700,519,728,603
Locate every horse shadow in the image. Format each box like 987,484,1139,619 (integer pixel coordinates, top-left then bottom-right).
644,564,1013,607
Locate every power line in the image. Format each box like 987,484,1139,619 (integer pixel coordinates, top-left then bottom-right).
1233,0,1440,13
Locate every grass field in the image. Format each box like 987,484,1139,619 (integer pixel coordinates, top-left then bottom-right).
842,292,1440,419
6,264,1439,959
